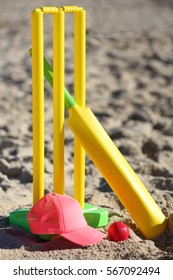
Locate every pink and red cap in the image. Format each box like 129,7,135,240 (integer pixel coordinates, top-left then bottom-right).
27,193,106,246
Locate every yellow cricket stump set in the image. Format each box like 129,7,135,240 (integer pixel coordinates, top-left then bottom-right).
9,6,167,240
31,6,86,206
31,6,108,228
9,6,108,236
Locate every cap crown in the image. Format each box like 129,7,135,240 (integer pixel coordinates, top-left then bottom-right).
27,193,87,234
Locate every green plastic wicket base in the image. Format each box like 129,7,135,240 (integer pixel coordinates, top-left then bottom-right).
9,208,31,233
83,203,108,228
9,204,108,241
9,208,51,240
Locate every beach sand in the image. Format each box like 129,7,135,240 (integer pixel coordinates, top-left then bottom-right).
1,0,173,259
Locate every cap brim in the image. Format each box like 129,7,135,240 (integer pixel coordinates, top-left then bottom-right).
61,225,106,246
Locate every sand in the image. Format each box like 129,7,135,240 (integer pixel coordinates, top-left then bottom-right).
1,0,173,260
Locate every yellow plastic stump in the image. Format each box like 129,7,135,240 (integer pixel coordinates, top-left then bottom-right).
32,9,44,204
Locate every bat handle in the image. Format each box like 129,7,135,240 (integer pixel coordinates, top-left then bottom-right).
29,49,76,109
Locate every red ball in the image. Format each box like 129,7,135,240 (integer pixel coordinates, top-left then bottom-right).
108,221,130,242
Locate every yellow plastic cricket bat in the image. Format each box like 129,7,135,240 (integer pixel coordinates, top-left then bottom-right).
44,57,167,239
